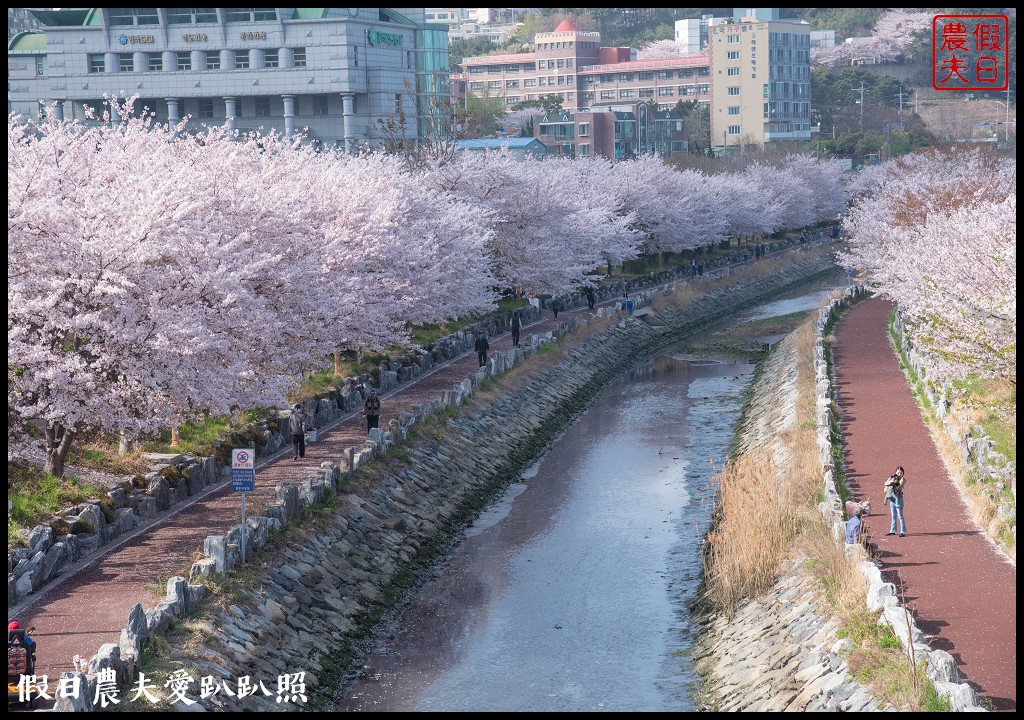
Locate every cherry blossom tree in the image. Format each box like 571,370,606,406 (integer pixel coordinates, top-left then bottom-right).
636,39,685,60
812,10,932,67
838,149,1016,383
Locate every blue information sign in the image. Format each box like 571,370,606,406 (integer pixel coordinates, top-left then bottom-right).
231,468,255,492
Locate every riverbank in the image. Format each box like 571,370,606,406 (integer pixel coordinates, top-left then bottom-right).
80,250,839,711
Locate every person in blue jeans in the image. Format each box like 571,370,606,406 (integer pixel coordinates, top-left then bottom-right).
885,466,907,536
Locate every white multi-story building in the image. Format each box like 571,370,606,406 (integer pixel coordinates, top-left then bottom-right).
708,15,812,150
8,7,450,151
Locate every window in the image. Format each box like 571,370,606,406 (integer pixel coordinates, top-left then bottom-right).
639,87,654,98
698,67,709,76
119,54,134,72
728,106,740,115
88,54,104,73
727,86,740,96
264,49,279,68
727,51,740,60
506,96,520,106
639,71,653,81
352,46,359,67
225,8,276,22
313,96,328,116
469,66,484,75
506,80,519,89
727,67,740,76
678,86,694,96
35,56,44,76
557,59,564,69
109,9,159,25
600,90,615,100
538,77,546,86
577,122,590,137
149,54,162,71
470,81,483,90
394,93,402,113
538,59,547,69
557,76,564,86
524,78,536,87
235,50,250,69
488,80,501,90
579,143,590,157
566,58,573,68
168,8,218,23
206,51,220,70
292,48,306,67
600,74,614,83
619,88,635,99
658,87,674,96
176,52,191,71
697,84,709,94
727,34,740,44
255,97,271,117
728,125,741,134
658,70,673,79
198,98,214,118
619,72,633,82
680,68,693,78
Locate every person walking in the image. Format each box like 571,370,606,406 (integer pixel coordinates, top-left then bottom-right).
475,331,490,368
510,311,522,348
697,259,704,277
690,258,697,277
289,404,306,460
551,296,561,320
585,286,596,310
363,390,381,433
884,466,907,536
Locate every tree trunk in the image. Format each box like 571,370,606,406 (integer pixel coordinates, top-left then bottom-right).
43,424,75,478
607,259,613,276
170,425,181,447
334,351,342,375
118,429,132,455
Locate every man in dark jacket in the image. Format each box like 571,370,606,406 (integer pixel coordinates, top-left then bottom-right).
363,390,381,432
510,311,522,347
289,404,306,460
475,331,490,367
585,286,596,310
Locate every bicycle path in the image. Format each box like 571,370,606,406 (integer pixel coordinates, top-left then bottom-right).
833,296,1016,711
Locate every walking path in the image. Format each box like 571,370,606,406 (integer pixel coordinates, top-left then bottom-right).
833,296,1016,711
10,243,820,687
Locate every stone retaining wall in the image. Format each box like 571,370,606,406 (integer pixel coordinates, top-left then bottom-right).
693,286,986,712
53,251,839,711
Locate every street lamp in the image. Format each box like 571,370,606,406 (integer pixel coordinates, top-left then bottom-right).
989,98,1011,142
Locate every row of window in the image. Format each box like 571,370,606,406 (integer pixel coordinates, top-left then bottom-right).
581,84,708,101
537,58,574,70
470,66,711,80
108,8,277,26
535,40,598,50
192,95,333,118
87,48,307,73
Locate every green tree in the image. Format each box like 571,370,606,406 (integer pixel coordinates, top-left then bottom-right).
672,99,710,153
511,93,565,114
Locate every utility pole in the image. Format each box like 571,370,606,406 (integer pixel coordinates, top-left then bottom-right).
914,89,919,114
896,86,905,114
858,82,865,133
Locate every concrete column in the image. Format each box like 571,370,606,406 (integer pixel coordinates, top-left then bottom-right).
282,94,296,137
224,96,238,132
52,100,65,122
162,51,176,72
191,50,205,71
133,52,147,73
342,93,356,153
220,48,235,70
279,47,295,68
104,52,118,73
250,48,263,70
165,97,180,126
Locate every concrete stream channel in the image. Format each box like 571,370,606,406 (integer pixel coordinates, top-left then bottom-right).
336,273,847,711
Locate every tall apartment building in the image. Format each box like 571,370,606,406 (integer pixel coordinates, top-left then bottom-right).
461,19,711,112
708,15,811,150
8,8,448,151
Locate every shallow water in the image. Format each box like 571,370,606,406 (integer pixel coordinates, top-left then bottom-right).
336,285,832,712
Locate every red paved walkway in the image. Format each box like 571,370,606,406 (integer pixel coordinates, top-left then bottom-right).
834,297,1016,711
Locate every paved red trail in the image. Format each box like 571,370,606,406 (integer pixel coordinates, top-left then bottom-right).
833,297,1016,711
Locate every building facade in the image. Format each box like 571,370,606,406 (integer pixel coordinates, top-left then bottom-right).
8,8,449,151
461,19,711,113
534,103,687,161
708,15,812,150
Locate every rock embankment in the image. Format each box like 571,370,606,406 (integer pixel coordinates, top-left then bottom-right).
60,251,838,711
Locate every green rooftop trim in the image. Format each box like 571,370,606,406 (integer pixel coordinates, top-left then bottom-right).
29,9,94,27
85,8,101,26
381,9,416,26
8,31,46,53
291,9,330,20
